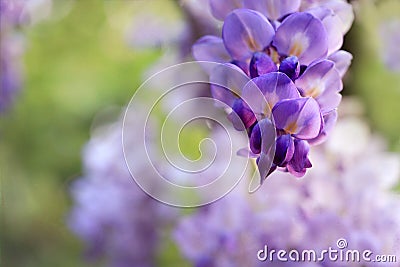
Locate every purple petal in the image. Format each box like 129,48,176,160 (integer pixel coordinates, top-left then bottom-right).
243,0,301,21
279,56,300,80
300,0,354,34
249,52,277,78
242,72,300,117
250,122,262,154
320,0,354,34
307,7,343,55
250,118,275,155
379,19,400,72
328,50,352,77
258,118,276,154
273,12,328,65
227,98,256,131
210,63,249,107
287,139,312,177
209,0,244,20
272,97,322,140
308,109,337,145
295,60,342,113
222,9,275,61
254,118,276,182
257,151,275,182
274,134,295,166
192,35,231,63
230,60,250,76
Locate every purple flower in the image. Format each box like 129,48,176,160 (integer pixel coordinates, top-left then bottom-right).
0,0,25,113
295,59,343,114
273,12,328,65
68,116,177,267
191,1,354,182
0,0,26,27
300,0,354,35
0,34,24,113
174,115,400,267
379,19,400,72
249,51,277,78
0,0,53,113
244,0,301,21
126,0,219,59
209,0,244,21
222,9,275,62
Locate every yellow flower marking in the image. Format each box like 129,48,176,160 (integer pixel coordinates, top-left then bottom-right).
245,36,259,51
286,121,298,134
307,86,321,98
289,33,309,57
304,80,323,98
289,41,304,57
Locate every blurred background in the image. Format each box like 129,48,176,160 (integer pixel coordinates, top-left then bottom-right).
1,0,399,267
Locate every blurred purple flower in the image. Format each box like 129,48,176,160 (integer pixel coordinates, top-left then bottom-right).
125,0,219,58
0,0,25,113
68,116,177,267
174,115,400,267
0,33,24,113
0,0,53,113
379,19,400,72
191,0,354,181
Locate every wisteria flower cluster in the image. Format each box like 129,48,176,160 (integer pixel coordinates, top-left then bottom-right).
174,114,400,267
192,0,354,180
68,114,177,267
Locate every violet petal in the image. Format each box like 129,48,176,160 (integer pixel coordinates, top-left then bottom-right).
328,50,352,77
222,9,274,61
249,117,275,155
192,35,231,63
242,72,300,117
249,52,277,78
209,0,244,20
274,134,295,166
287,139,312,177
243,0,301,21
210,63,249,107
279,56,300,80
273,12,328,65
228,98,256,131
272,97,322,140
295,59,343,113
308,109,337,145
307,7,343,55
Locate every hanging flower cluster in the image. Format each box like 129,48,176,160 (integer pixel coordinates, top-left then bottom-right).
192,0,354,180
68,115,177,267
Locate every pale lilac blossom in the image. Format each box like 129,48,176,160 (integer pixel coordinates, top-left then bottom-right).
379,19,400,72
68,113,177,267
174,115,400,267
